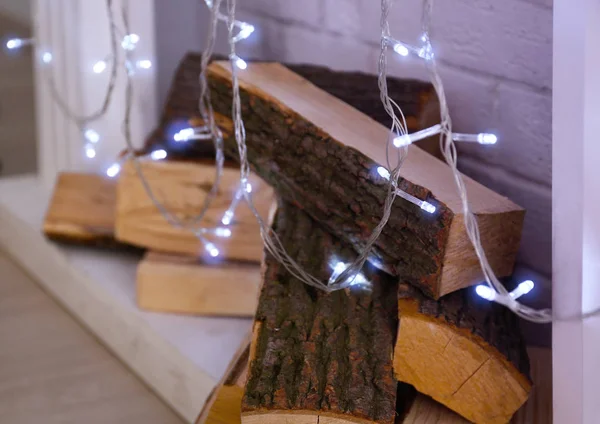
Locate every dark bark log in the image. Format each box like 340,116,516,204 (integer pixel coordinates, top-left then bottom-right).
242,201,399,423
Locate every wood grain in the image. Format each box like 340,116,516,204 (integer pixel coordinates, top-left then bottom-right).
137,252,261,317
115,160,275,263
44,172,116,244
394,283,531,424
207,61,524,299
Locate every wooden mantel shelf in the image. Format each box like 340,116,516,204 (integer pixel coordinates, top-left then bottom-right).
0,174,251,424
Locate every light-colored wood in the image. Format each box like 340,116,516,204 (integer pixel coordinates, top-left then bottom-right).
0,175,252,423
43,172,116,242
0,252,182,424
115,160,274,263
394,296,531,424
208,62,524,297
137,252,261,316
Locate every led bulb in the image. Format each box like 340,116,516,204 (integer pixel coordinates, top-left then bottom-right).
476,285,497,301
42,52,52,63
6,38,25,49
121,33,140,50
393,43,410,57
393,135,411,148
477,133,498,145
241,178,252,193
420,202,436,214
93,60,107,73
174,127,195,142
85,145,96,159
239,24,255,40
136,59,152,69
221,210,234,226
509,280,534,300
150,149,167,160
329,261,369,287
84,129,100,143
377,166,391,180
235,57,247,70
205,242,220,258
214,227,232,238
106,163,121,178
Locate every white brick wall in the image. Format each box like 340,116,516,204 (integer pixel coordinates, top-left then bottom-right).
157,0,553,285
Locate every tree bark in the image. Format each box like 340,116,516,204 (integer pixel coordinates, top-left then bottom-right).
242,201,399,424
205,61,524,299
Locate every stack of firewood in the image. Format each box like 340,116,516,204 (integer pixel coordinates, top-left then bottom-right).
44,54,531,423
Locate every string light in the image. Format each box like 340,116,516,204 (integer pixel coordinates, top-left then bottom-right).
150,149,167,160
93,60,108,73
233,55,247,70
85,129,100,143
106,163,121,178
376,167,436,213
379,0,550,323
328,261,370,288
204,241,220,258
136,59,152,69
85,145,97,159
42,52,52,63
5,37,33,50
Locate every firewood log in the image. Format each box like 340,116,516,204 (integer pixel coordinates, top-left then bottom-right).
206,61,524,299
115,160,274,263
137,251,261,317
44,172,117,245
242,201,399,424
394,283,532,424
244,201,530,424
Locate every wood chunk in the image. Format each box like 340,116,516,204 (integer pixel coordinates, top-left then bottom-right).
206,61,525,298
44,172,116,245
394,283,532,424
146,53,439,159
137,252,261,317
242,202,399,424
115,160,275,263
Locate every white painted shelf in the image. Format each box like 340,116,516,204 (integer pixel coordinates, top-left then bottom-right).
0,174,252,424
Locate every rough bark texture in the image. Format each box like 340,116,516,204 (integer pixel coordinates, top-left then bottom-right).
243,201,399,423
207,64,453,298
144,52,436,160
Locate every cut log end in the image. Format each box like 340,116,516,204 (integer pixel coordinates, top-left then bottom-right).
394,284,531,424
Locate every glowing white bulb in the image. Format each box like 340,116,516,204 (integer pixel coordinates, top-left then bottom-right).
476,285,497,301
136,59,152,69
329,261,368,287
106,163,121,178
377,166,391,180
235,57,247,70
477,133,498,145
509,280,534,300
393,135,411,148
421,202,436,214
221,210,234,225
241,178,252,193
205,242,220,258
93,60,107,73
84,129,100,143
174,127,195,142
150,149,167,160
85,145,96,159
239,24,255,40
42,52,52,63
6,38,23,49
121,33,140,50
394,124,442,148
393,43,410,56
214,227,232,238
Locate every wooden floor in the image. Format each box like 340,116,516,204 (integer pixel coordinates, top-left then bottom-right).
0,251,183,424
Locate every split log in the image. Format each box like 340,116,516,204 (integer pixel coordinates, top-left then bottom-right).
242,201,400,424
145,53,439,159
115,159,275,263
137,251,261,317
206,61,524,298
394,283,532,424
44,172,117,245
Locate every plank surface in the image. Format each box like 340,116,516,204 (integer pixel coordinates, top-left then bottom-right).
116,160,274,263
0,175,252,423
44,172,116,244
207,61,524,298
137,252,261,316
0,252,182,424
